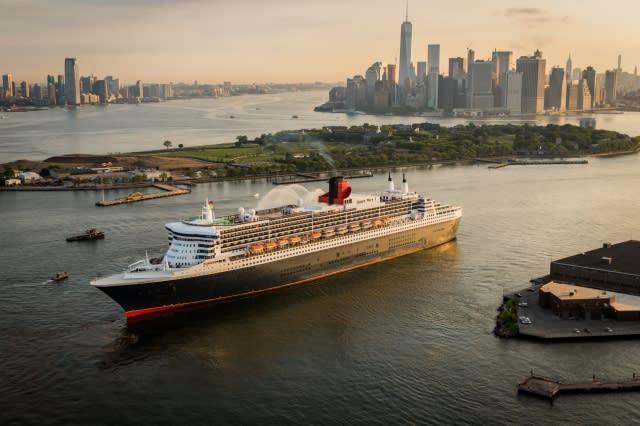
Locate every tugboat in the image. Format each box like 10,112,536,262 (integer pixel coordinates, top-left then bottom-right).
66,228,105,242
53,272,69,281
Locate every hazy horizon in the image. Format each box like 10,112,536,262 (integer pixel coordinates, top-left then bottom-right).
2,0,638,84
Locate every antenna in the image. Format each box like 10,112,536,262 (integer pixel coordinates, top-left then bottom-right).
405,0,409,21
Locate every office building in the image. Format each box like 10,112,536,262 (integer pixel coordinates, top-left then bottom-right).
467,60,494,110
398,11,413,88
428,44,440,74
605,70,617,104
565,55,572,84
345,75,367,110
566,80,579,111
64,58,80,105
365,62,382,107
416,62,427,86
136,80,143,98
503,71,522,115
386,64,396,83
2,73,13,98
426,44,440,108
492,50,512,85
577,79,592,110
448,57,464,79
516,50,546,114
467,49,475,74
20,81,30,98
438,75,457,113
48,83,57,105
582,67,596,108
547,67,567,112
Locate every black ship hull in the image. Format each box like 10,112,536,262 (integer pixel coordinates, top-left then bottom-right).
97,219,460,318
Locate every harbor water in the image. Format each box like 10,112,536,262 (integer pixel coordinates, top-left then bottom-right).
2,93,640,424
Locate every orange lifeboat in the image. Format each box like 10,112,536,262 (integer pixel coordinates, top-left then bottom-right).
373,219,383,227
277,239,289,247
289,236,301,245
382,216,391,224
322,228,336,238
311,231,321,239
336,225,348,235
265,241,277,250
349,223,360,232
250,244,265,253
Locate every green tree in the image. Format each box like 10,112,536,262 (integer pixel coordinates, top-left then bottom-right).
163,140,172,150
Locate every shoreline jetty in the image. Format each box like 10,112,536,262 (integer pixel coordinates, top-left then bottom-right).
95,184,190,206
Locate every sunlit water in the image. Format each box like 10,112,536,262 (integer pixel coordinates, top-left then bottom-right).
2,154,640,423
1,90,639,162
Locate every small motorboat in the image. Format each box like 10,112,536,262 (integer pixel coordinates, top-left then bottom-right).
53,272,69,282
66,228,105,242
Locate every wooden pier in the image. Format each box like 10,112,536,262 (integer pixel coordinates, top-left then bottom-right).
95,184,190,206
489,159,588,169
272,172,373,185
518,373,640,400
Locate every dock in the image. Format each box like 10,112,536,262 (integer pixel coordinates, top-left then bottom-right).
272,172,373,185
518,373,640,399
95,184,190,206
489,159,588,169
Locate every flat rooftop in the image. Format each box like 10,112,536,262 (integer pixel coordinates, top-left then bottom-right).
552,240,640,275
541,282,611,301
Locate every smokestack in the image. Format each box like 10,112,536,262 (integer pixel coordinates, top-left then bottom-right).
388,171,394,191
402,173,408,194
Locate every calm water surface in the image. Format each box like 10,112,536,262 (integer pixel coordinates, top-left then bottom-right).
2,93,640,423
1,90,639,162
2,154,640,423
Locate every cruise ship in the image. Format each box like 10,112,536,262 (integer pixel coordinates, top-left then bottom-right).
92,175,462,318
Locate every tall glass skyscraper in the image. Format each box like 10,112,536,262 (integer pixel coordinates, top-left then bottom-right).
64,57,80,105
398,10,412,89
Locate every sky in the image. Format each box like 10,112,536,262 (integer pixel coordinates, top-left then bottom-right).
1,0,638,84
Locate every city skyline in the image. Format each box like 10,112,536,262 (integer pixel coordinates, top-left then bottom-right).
1,0,639,84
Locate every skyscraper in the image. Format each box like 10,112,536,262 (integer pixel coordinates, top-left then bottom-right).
427,44,440,74
448,57,464,79
566,55,572,84
548,67,567,112
503,71,523,115
582,67,596,108
365,62,382,107
516,50,546,114
416,61,427,86
605,70,617,104
398,8,412,88
426,44,440,109
2,74,14,98
491,50,512,85
467,60,494,110
136,80,144,98
64,57,80,105
466,49,475,73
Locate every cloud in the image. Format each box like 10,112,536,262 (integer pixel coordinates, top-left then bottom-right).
504,7,568,25
505,8,545,18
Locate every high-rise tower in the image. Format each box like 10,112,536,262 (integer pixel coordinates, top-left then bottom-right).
398,3,413,88
2,74,14,98
516,50,546,114
64,57,80,105
566,55,572,84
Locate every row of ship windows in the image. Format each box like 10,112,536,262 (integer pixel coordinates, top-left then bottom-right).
219,205,410,240
220,213,408,250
